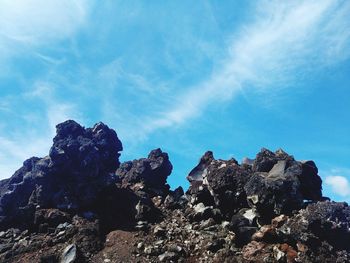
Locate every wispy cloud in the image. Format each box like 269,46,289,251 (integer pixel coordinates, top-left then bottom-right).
0,0,92,179
0,82,79,179
0,0,91,45
25,82,81,134
0,130,51,179
1,0,349,182
141,0,350,134
0,0,93,73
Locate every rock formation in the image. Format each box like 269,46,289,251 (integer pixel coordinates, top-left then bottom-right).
0,120,349,262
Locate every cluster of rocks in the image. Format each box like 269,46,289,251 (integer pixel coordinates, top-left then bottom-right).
0,120,349,262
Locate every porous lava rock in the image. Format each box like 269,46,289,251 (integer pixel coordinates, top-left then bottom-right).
0,120,349,262
0,120,123,231
116,148,172,196
187,149,324,226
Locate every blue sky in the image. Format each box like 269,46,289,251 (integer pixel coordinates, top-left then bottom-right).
0,0,349,202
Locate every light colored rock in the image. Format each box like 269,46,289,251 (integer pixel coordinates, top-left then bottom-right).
153,225,166,236
268,160,287,178
247,195,259,205
193,203,208,214
137,242,144,249
158,251,176,262
243,209,257,223
168,244,183,253
273,246,285,261
60,244,77,263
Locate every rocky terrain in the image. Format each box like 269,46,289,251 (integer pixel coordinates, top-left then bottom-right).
0,120,349,262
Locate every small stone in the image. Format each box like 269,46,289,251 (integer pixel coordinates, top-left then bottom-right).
199,218,216,229
135,221,149,231
60,244,77,263
0,243,13,253
155,240,164,245
137,242,144,250
221,221,231,229
168,244,183,253
158,251,177,262
153,225,166,237
206,239,225,253
144,246,154,255
296,242,308,252
273,246,285,261
252,225,275,241
271,215,288,228
57,230,66,237
152,196,163,207
57,222,70,230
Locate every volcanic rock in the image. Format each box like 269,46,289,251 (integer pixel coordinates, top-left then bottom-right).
0,119,349,262
0,120,123,231
116,148,172,197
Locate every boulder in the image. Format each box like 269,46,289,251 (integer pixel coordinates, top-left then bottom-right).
0,120,122,230
116,148,172,196
245,149,323,224
187,152,250,218
277,201,350,251
186,148,324,225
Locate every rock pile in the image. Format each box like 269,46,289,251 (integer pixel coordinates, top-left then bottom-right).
0,120,349,262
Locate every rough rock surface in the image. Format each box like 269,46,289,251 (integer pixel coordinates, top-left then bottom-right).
0,120,349,262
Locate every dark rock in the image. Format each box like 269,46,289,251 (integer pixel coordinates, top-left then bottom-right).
51,121,122,171
277,201,350,251
253,148,280,172
231,209,258,246
204,158,250,217
0,119,348,263
299,160,322,200
244,149,323,224
164,186,188,209
189,203,222,222
34,209,71,229
0,120,123,230
186,182,215,206
116,148,172,196
206,238,225,252
187,152,250,218
187,151,214,183
0,243,13,254
153,225,166,237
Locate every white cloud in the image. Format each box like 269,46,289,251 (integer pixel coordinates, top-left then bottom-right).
27,82,81,135
322,168,350,201
98,59,155,94
0,82,80,180
0,0,91,45
0,0,93,72
0,135,50,179
142,0,350,134
325,175,350,197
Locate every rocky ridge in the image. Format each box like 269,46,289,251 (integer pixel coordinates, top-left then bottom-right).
0,120,349,262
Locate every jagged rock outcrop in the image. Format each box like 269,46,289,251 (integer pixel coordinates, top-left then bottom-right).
0,120,349,262
186,149,324,225
0,120,124,231
116,148,172,196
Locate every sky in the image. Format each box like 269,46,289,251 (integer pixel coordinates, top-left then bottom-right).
0,0,349,202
